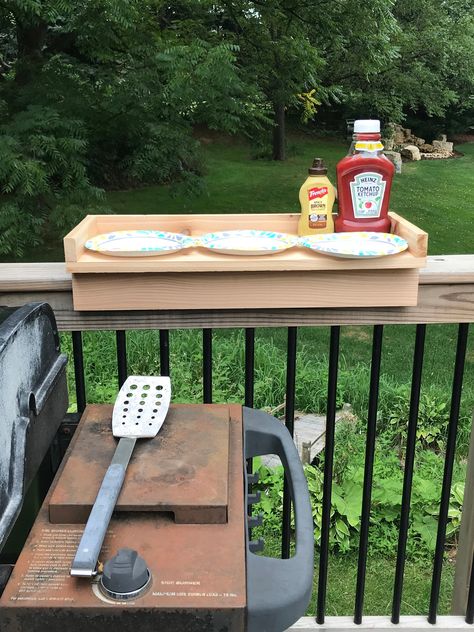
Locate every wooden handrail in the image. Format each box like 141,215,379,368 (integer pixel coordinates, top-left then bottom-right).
0,256,473,330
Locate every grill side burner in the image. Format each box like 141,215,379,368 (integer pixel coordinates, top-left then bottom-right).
0,398,313,630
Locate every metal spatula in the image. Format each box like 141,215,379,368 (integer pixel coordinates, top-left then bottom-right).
70,375,171,577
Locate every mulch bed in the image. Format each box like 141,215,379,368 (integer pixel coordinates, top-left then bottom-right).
451,134,474,143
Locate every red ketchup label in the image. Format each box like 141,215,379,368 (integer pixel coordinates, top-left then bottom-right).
308,186,328,200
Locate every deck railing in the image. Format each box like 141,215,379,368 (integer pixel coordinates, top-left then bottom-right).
1,255,473,631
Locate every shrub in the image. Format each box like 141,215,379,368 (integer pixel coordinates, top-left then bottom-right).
252,440,465,559
0,105,103,255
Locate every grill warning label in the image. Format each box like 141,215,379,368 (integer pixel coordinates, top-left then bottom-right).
6,527,115,603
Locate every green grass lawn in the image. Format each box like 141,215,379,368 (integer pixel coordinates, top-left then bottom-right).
14,134,474,262
262,538,455,616
321,554,455,616
107,135,474,255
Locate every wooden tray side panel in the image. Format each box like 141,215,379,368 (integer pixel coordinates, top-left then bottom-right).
95,212,301,236
63,215,98,263
67,249,425,274
389,211,428,257
72,269,420,311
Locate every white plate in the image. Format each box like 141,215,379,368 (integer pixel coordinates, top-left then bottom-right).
85,230,195,257
199,230,298,256
299,232,408,258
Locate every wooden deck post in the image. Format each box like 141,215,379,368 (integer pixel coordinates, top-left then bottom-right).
452,413,474,615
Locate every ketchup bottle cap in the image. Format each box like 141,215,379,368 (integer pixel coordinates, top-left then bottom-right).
354,119,380,133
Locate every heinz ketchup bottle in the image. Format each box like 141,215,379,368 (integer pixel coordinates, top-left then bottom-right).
335,119,394,233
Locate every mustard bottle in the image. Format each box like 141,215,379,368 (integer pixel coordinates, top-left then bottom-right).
298,158,335,236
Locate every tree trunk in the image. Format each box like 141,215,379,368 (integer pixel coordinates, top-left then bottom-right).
272,102,286,161
14,17,47,85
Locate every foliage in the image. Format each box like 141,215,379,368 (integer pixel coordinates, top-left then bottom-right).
1,0,473,244
252,424,466,558
0,0,265,254
0,104,103,255
337,0,474,123
217,0,399,157
60,324,473,455
379,389,451,452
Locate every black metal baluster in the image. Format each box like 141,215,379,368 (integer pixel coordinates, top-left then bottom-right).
282,327,297,559
245,327,256,487
354,325,384,624
71,331,86,414
203,329,212,404
429,323,469,623
392,324,426,623
316,326,340,624
160,330,170,376
245,328,255,409
465,550,474,623
245,328,256,527
116,330,128,387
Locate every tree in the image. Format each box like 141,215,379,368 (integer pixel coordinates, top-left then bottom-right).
333,0,474,125
0,0,263,254
217,0,399,159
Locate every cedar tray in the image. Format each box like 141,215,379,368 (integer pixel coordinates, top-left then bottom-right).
64,212,428,310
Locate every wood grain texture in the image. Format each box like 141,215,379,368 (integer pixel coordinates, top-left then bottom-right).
1,256,472,291
63,214,97,263
389,211,428,258
287,615,474,630
420,255,474,284
452,413,474,615
0,262,71,291
1,257,473,328
63,212,427,273
70,268,420,311
0,283,473,329
61,212,429,310
95,211,302,234
66,248,425,274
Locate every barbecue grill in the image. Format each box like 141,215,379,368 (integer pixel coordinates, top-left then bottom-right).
0,302,68,553
0,305,313,632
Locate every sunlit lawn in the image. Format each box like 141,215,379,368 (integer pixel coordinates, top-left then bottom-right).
15,134,474,262
107,135,474,255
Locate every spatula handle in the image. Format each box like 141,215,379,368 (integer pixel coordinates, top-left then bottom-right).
70,437,136,577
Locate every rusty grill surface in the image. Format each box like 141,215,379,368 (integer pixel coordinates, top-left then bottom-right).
0,404,246,632
49,404,230,524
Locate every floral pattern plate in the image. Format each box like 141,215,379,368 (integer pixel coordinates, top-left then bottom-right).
199,230,298,256
85,230,195,257
299,232,408,259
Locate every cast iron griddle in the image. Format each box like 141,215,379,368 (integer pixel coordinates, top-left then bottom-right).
49,404,231,525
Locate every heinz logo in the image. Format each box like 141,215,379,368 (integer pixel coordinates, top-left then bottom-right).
308,186,328,200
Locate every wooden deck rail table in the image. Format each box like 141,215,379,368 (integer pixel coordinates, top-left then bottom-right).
0,255,473,329
61,212,428,311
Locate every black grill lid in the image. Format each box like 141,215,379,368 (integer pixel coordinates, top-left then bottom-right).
0,302,68,552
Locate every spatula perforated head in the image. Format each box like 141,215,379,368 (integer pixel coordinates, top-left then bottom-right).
112,376,171,439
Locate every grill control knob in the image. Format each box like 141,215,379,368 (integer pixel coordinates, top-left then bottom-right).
100,548,151,600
